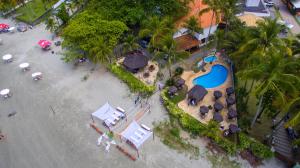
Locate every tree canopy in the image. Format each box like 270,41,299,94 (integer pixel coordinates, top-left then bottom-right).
86,0,190,26
61,12,128,63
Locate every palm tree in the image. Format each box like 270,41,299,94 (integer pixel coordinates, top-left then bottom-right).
199,0,222,43
159,34,177,77
121,34,140,55
281,98,300,128
183,16,203,37
237,54,300,127
89,37,113,64
219,0,239,33
234,18,291,59
139,16,174,51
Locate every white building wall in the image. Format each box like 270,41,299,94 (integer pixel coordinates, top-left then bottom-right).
246,0,260,7
173,25,218,41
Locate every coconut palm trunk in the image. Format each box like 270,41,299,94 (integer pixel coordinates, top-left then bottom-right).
206,11,215,44
251,95,263,128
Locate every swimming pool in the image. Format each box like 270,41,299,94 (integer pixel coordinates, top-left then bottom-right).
204,55,217,63
193,64,228,88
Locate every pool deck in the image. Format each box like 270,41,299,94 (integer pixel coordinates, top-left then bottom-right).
178,56,237,130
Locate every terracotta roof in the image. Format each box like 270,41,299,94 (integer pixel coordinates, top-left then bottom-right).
174,34,201,51
176,0,218,29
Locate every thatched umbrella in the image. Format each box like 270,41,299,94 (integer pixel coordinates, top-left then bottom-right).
226,96,236,106
175,78,185,87
226,87,234,95
200,106,209,115
188,85,208,106
228,108,237,119
168,86,178,95
213,113,223,122
229,124,240,134
213,90,222,100
123,50,148,73
214,102,224,111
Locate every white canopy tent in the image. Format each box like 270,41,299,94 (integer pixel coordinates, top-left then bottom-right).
121,121,152,149
91,102,125,128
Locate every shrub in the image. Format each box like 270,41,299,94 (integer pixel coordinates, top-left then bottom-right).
175,67,184,76
108,64,155,96
166,78,175,86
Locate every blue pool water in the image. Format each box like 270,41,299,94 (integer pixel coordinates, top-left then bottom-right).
193,64,228,88
204,55,217,63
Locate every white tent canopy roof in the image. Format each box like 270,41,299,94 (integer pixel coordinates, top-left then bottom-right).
121,121,152,149
92,102,125,127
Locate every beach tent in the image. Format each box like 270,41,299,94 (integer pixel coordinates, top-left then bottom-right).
91,102,125,128
121,121,152,149
38,40,51,49
0,23,9,30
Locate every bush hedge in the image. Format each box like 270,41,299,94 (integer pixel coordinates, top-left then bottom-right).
108,64,155,96
161,88,274,159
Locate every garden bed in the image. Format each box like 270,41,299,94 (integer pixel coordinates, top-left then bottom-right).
108,64,156,97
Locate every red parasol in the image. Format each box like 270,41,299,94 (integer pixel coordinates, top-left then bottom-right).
0,23,9,30
38,40,51,49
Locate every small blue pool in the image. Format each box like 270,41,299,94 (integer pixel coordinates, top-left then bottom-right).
204,55,217,63
193,64,228,88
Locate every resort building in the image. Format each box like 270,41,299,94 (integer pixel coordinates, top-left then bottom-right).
173,0,219,51
243,0,271,17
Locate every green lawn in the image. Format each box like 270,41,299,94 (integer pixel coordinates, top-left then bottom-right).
16,0,57,23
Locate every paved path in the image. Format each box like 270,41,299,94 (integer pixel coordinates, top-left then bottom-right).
273,0,300,34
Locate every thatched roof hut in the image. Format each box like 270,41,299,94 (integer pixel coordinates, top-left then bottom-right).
213,113,223,122
226,96,236,106
187,85,208,105
214,102,224,111
123,50,148,73
175,78,185,87
226,87,234,95
228,108,237,119
200,105,209,115
213,90,222,100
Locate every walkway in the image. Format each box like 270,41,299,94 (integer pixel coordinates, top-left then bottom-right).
273,0,300,34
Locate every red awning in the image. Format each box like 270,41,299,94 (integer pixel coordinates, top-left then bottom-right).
0,23,9,30
38,40,51,48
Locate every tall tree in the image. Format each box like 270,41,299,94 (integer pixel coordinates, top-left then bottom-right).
237,54,300,127
121,34,140,55
183,16,203,37
199,0,222,43
139,16,174,51
234,18,291,59
62,12,128,63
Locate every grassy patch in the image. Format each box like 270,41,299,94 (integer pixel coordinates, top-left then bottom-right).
154,120,200,159
108,64,155,97
168,85,187,104
207,153,241,168
16,0,57,23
